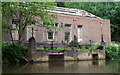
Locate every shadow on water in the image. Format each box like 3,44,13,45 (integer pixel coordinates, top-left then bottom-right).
49,61,64,71
92,60,98,65
2,60,119,73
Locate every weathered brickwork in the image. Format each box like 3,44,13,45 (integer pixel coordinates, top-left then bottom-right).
30,13,111,44
26,50,105,62
3,7,111,44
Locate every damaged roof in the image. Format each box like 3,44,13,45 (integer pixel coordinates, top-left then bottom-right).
48,7,101,19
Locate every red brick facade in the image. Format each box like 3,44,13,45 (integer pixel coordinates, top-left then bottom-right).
3,7,111,44
24,13,111,44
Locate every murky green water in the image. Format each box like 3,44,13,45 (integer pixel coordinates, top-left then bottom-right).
2,60,119,73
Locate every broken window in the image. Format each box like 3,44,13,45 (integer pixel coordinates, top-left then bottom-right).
78,25,82,28
55,23,58,27
12,19,19,24
60,22,64,27
65,32,70,41
48,32,54,39
65,24,71,27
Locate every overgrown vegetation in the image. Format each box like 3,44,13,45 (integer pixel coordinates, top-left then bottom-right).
36,44,119,60
105,45,119,60
69,36,79,47
36,47,98,50
36,44,104,50
94,44,103,50
36,48,71,50
2,43,28,64
57,2,120,59
60,2,120,42
118,44,120,59
69,40,79,47
2,2,57,44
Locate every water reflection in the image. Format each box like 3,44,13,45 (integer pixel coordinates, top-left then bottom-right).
49,62,64,71
2,60,119,73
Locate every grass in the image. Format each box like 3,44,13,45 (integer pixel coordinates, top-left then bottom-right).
36,47,72,50
36,47,98,50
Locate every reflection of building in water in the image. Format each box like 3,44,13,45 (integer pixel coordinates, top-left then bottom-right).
92,60,98,65
4,60,119,73
49,53,64,62
64,61,79,71
98,60,106,66
64,60,106,68
49,62,64,71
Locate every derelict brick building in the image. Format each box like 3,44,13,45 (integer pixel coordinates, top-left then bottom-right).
3,7,111,44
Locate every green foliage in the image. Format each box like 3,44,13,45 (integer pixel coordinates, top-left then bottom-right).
64,2,120,42
2,43,28,64
36,48,45,50
69,40,79,47
57,2,65,7
83,44,91,49
69,36,79,47
77,44,103,50
2,2,57,43
77,48,96,50
94,44,103,50
36,47,98,50
118,44,120,59
105,45,118,60
56,48,71,50
36,47,71,50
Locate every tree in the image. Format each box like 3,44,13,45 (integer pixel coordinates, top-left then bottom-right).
2,2,57,44
64,2,120,42
56,2,65,7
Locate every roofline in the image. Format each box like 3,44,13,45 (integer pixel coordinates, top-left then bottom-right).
48,7,102,19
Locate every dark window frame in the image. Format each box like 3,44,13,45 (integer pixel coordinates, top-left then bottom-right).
65,24,71,27
78,25,82,28
65,32,70,41
48,31,54,40
55,23,58,27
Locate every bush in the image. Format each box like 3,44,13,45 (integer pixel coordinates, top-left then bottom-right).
36,47,71,50
2,43,28,64
118,44,120,59
94,44,103,50
105,45,118,60
69,36,79,47
69,40,79,47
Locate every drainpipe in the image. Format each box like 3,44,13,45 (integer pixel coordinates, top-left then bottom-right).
100,21,105,44
100,21,103,42
73,19,77,38
100,21,106,50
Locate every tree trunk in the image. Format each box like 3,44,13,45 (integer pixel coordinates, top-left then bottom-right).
18,11,23,44
9,29,14,43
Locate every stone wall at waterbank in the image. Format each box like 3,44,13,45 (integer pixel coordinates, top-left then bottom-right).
26,50,105,62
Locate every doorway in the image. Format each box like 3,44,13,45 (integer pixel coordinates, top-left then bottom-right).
49,53,64,62
92,54,98,60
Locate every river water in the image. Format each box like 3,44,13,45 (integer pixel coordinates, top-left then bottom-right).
2,60,119,73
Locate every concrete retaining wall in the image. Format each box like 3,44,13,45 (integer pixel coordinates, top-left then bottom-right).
26,50,105,62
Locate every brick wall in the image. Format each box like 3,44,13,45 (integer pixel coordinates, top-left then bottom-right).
3,12,111,44
32,13,111,44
